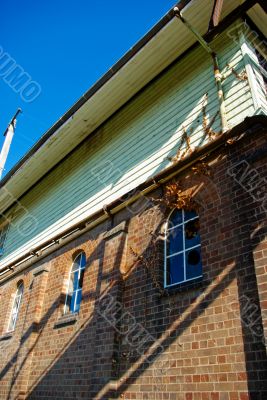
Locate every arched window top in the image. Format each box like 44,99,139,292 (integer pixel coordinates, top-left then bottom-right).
65,251,86,314
168,209,198,228
17,281,24,295
71,252,86,273
7,281,24,332
164,209,202,287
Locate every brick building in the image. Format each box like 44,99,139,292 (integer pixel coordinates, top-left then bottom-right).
0,1,266,399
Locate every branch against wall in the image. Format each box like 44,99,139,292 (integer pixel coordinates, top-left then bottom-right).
128,158,213,303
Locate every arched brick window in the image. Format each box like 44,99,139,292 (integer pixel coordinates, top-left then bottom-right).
64,252,86,314
7,281,24,332
164,209,202,287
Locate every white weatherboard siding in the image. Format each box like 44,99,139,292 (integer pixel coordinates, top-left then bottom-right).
0,25,264,269
244,33,267,115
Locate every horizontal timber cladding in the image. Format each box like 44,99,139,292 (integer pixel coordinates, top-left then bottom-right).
0,23,259,267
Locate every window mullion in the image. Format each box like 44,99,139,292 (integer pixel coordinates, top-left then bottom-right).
73,290,78,313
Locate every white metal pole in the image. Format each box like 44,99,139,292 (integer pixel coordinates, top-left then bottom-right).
0,123,15,179
0,109,22,179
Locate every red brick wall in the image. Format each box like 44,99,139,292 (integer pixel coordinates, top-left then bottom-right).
0,127,266,400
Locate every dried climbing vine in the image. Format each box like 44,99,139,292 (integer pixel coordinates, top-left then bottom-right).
129,233,176,312
130,234,165,297
226,63,248,81
201,94,221,140
151,181,198,211
169,57,247,165
191,160,212,176
169,93,222,166
170,126,193,163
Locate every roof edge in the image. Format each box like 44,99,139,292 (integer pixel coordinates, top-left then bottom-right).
0,0,192,188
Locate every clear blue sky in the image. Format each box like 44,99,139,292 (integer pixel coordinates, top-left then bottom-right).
0,0,176,176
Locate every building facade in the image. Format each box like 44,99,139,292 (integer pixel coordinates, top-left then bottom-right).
0,1,266,399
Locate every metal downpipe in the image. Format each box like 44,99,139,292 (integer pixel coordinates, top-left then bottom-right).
173,7,228,132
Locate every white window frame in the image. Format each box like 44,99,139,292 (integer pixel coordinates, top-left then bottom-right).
0,221,10,256
64,252,86,315
7,282,24,332
164,209,202,288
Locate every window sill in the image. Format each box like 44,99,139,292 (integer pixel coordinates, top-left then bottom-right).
163,276,204,296
0,331,13,341
54,312,78,328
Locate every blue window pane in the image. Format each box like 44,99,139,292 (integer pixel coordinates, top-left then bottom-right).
72,270,80,291
167,225,183,255
169,209,183,227
184,210,197,222
184,218,201,249
66,292,75,313
75,290,82,312
185,247,202,280
80,253,86,269
166,253,184,285
78,269,85,289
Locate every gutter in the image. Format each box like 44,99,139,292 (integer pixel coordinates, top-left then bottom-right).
0,115,266,282
0,0,259,189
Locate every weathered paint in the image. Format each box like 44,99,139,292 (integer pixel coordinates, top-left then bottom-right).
0,22,265,268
